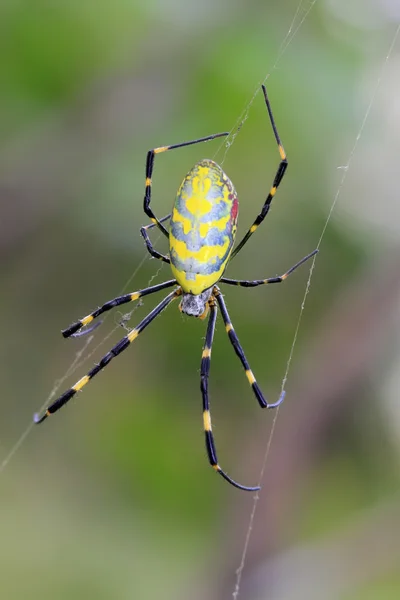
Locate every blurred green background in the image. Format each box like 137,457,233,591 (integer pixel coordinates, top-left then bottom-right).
1,1,400,599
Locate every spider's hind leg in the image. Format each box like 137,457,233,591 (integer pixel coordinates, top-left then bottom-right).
213,286,284,410
200,295,261,492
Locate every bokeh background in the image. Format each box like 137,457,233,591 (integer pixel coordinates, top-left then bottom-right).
1,1,400,599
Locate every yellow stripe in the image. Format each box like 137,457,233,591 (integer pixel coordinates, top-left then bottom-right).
130,292,140,301
279,144,286,160
203,410,212,431
73,375,90,391
81,315,94,326
212,464,219,471
199,222,212,238
127,329,139,343
172,211,231,240
170,233,230,263
198,214,230,238
270,186,276,196
172,208,192,235
202,347,211,358
170,263,224,295
186,194,212,216
245,369,256,385
154,146,168,154
225,323,233,333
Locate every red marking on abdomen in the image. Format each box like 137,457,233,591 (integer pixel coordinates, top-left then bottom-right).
231,197,239,222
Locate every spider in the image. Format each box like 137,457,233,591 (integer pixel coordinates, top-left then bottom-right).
34,85,317,492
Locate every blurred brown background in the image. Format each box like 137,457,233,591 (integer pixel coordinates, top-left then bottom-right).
1,1,400,599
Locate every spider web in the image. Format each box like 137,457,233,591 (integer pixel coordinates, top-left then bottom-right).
0,248,166,474
231,19,400,600
0,1,317,477
216,0,319,167
1,5,399,599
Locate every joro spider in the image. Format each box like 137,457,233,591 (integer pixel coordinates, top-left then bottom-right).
34,85,317,492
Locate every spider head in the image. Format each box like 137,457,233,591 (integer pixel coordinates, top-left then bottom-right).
179,288,213,319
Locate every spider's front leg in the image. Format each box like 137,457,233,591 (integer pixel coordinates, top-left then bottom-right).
230,85,288,260
142,133,229,238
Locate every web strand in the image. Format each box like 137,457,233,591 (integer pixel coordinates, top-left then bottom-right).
0,239,165,475
232,21,400,600
215,0,318,168
0,0,316,475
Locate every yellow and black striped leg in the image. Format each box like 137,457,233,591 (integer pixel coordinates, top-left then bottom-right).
221,249,318,287
34,288,181,424
214,287,284,410
143,132,229,237
62,279,177,338
230,85,288,260
201,299,260,492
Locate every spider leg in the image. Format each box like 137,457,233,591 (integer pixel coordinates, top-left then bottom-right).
68,320,103,338
230,85,288,260
34,288,181,424
144,213,171,230
201,297,260,492
221,249,318,287
143,132,229,238
214,286,284,410
140,221,171,264
62,279,177,338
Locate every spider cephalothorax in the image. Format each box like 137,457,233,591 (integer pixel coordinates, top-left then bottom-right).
34,86,317,492
179,289,213,318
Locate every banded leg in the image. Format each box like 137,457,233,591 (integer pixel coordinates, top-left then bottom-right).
201,299,260,492
230,85,288,260
62,279,177,338
34,288,181,424
214,287,284,410
221,249,318,287
144,132,229,237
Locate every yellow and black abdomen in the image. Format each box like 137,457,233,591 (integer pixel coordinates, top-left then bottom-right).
169,159,238,295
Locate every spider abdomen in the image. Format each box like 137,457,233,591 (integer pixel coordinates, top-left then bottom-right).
169,159,238,295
